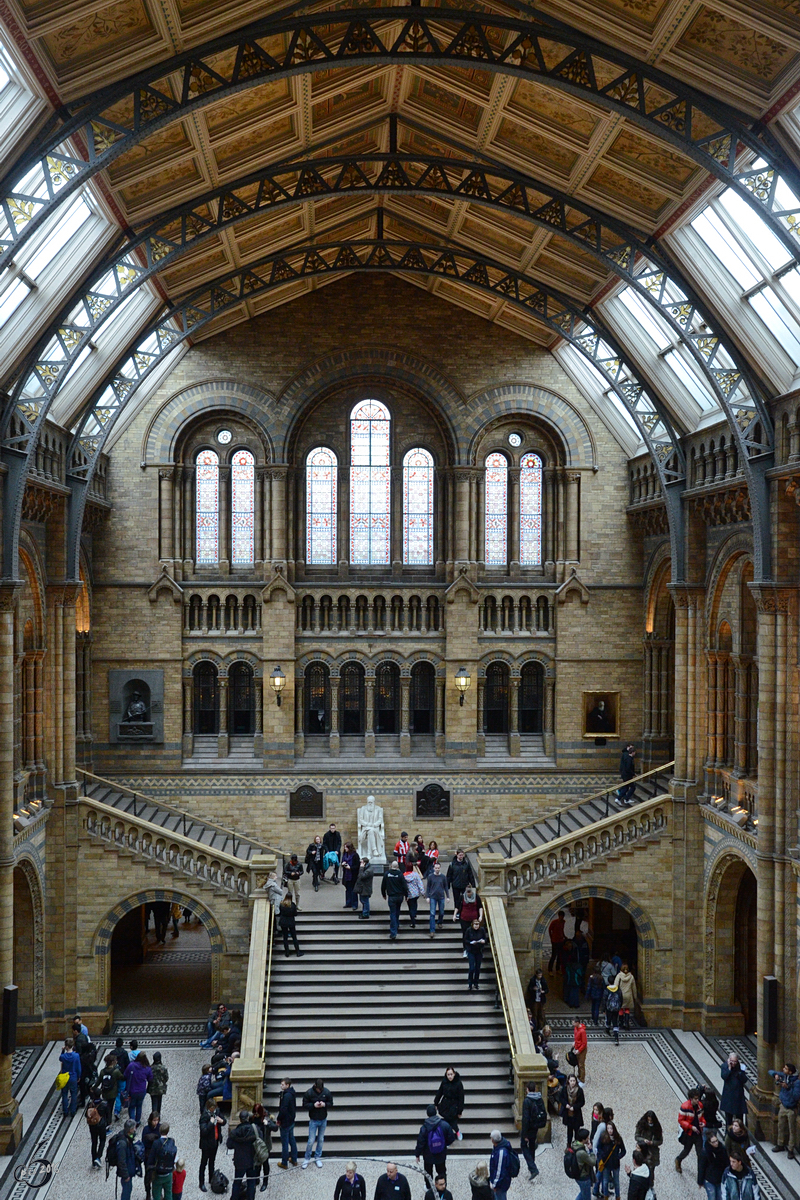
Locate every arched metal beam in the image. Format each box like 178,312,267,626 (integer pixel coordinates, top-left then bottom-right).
58,233,686,582
2,6,800,273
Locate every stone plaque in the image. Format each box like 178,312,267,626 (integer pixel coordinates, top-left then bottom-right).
289,785,324,819
415,783,451,819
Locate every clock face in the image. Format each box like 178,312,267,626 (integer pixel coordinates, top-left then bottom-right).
508,432,522,447
217,429,232,444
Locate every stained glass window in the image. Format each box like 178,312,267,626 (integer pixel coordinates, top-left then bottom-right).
403,447,434,565
231,449,255,565
306,446,338,564
520,452,543,566
350,400,391,564
484,452,508,566
195,449,219,564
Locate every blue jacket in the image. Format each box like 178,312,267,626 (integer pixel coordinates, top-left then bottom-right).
116,1132,139,1181
489,1137,513,1190
779,1072,800,1109
59,1050,81,1081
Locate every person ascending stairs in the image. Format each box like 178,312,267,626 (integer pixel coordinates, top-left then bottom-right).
381,858,409,940
415,1104,456,1184
302,1078,334,1169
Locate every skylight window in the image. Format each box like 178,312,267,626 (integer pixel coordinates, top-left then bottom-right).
691,210,760,290
24,196,92,280
717,188,793,274
0,277,30,325
749,287,800,365
618,287,671,350
664,349,716,410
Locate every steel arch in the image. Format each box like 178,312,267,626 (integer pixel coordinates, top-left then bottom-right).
2,6,800,274
57,233,686,581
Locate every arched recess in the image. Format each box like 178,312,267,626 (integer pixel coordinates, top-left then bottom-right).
643,551,675,767
465,384,596,469
532,885,659,999
92,888,226,1014
17,543,46,801
142,380,276,465
704,851,758,1034
12,858,44,1039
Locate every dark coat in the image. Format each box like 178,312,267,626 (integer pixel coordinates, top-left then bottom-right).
434,1074,464,1126
341,849,360,883
374,1173,411,1200
278,902,298,930
115,1132,139,1181
335,1174,367,1200
322,829,342,856
305,842,323,869
620,749,636,780
381,867,409,900
303,1084,334,1121
634,1117,663,1168
199,1109,227,1151
142,1121,162,1168
468,1173,493,1200
720,1064,747,1114
561,1085,585,1127
627,1168,652,1200
702,1141,730,1185
414,1114,455,1157
227,1122,257,1176
446,859,475,891
354,864,374,896
277,1086,296,1126
489,1137,514,1190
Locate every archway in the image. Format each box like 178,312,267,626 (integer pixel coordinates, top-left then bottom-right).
411,661,435,735
194,662,219,734
375,662,399,734
340,662,365,736
485,662,509,734
305,663,330,735
519,662,544,734
706,854,758,1034
12,862,43,1040
229,662,254,734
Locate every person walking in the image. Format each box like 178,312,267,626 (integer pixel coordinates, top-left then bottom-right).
612,963,638,1024
616,744,637,805
465,918,487,991
456,887,483,951
520,1078,547,1181
634,1111,662,1183
547,911,566,973
769,1061,800,1157
415,1104,456,1184
282,855,303,908
124,1051,153,1126
149,1051,168,1116
227,1111,258,1200
434,1067,464,1139
381,858,409,940
322,823,342,882
720,1055,747,1126
724,1119,751,1160
374,1163,411,1200
341,842,361,910
469,1161,493,1200
354,857,374,919
720,1150,760,1200
446,850,476,916
402,858,425,927
152,900,170,945
604,982,622,1045
99,1053,123,1122
170,903,182,938
198,1099,226,1192
75,1023,97,1108
115,1120,141,1200
488,1130,514,1200
572,1128,596,1200
394,832,410,866
150,1122,177,1200
85,1096,110,1169
276,1078,298,1169
525,969,548,1029
561,1075,585,1147
59,1037,81,1119
278,895,304,957
623,1149,651,1200
701,1132,730,1200
572,1018,588,1084
252,1103,273,1192
675,1088,704,1179
425,864,449,937
142,1111,162,1200
302,1078,334,1168
172,1159,186,1200
305,836,324,891
334,1161,367,1200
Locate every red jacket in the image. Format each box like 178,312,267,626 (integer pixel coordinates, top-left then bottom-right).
394,840,409,864
678,1099,703,1135
573,1024,587,1053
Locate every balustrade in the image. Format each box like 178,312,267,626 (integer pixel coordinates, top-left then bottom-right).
479,592,551,633
184,589,262,634
295,591,444,634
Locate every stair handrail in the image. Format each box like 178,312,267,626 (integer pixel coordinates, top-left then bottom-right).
463,760,674,857
261,902,276,1061
232,862,277,1120
77,767,288,860
503,790,670,869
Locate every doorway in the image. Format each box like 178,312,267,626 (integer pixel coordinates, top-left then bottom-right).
194,662,218,734
411,661,435,734
484,662,509,734
229,662,254,734
519,662,544,733
110,902,212,1020
340,662,365,735
305,663,330,735
375,662,399,734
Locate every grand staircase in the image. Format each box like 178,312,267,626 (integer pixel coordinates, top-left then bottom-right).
262,906,515,1156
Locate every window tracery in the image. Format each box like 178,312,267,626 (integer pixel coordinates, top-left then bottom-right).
485,452,508,566
350,400,390,565
306,447,338,565
195,448,219,564
403,447,434,565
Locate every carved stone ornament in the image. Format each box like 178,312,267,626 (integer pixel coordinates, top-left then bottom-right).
415,783,451,819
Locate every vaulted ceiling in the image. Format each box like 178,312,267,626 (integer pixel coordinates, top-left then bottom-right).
7,0,800,344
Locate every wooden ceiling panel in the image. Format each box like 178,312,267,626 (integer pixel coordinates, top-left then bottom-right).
582,161,671,224
107,122,195,184
118,157,206,215
492,116,579,178
204,78,293,139
405,75,484,134
212,114,297,174
506,79,603,146
674,5,796,85
602,127,699,193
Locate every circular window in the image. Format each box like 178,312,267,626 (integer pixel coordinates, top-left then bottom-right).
508,432,522,447
216,429,232,444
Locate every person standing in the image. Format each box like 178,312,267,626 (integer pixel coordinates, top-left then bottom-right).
469,1161,493,1200
434,1067,464,1140
426,863,449,937
354,857,374,919
617,744,637,805
150,1122,177,1200
142,1112,162,1200
265,872,284,914
59,1037,81,1119
198,1099,226,1192
613,963,638,1020
402,859,425,927
322,823,342,882
424,1178,453,1200
374,1163,411,1200
701,1132,730,1200
394,832,410,866
341,842,361,910
675,1088,704,1179
149,1051,168,1116
623,1149,651,1200
335,1161,367,1200
415,1104,456,1184
282,855,303,908
586,967,605,1027
115,1120,141,1200
227,1112,258,1200
720,1150,760,1200
252,1103,272,1192
170,903,182,937
278,896,304,957
488,1130,514,1200
596,1120,625,1199
769,1062,800,1157
525,969,548,1029
276,1078,298,1169
604,982,622,1045
634,1111,662,1183
152,901,170,945
547,911,566,973
302,1078,334,1168
305,836,324,891
720,1055,747,1127
381,858,409,940
446,850,476,916
561,1075,585,1147
572,1128,596,1200
572,1018,587,1084
124,1051,153,1126
172,1159,186,1200
520,1079,546,1182
465,918,487,992
85,1096,109,1169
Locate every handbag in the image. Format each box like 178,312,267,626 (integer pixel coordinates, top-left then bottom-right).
55,1072,70,1090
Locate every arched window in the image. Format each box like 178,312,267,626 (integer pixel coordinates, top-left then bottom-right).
231,449,255,565
350,400,390,565
403,447,434,565
520,452,543,566
484,452,508,566
196,449,219,564
306,447,338,565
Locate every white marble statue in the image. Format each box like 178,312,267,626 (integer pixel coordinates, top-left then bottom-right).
357,794,386,863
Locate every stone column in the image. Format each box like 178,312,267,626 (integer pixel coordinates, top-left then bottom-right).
509,676,520,756
364,679,375,758
271,469,287,568
24,656,36,769
183,467,194,576
565,472,580,564
476,679,486,757
172,464,184,578
508,467,520,575
254,467,265,574
0,587,23,1150
732,655,749,777
34,652,45,772
543,677,555,759
454,468,471,565
182,677,193,758
704,652,717,793
159,468,174,564
400,677,411,758
329,678,340,757
218,466,230,574
643,641,653,739
435,677,445,757
217,678,229,758
254,676,264,756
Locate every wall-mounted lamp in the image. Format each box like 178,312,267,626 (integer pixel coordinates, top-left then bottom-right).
454,666,471,707
269,665,286,707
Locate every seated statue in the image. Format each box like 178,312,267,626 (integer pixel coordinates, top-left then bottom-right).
357,795,386,863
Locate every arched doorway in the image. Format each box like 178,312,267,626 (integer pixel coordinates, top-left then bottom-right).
485,662,509,733
411,662,435,734
340,662,365,735
110,901,212,1020
375,662,399,734
13,863,43,1040
228,662,254,734
519,662,544,733
305,663,330,735
707,855,757,1034
194,662,219,734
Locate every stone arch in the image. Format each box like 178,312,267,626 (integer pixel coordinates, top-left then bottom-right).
531,885,658,997
478,651,517,677
706,531,755,636
18,541,45,646
644,544,671,633
13,857,44,1026
142,380,277,464
464,384,596,468
184,649,225,676
704,848,758,1030
295,651,337,673
515,650,555,678
93,888,226,1010
223,651,262,677
332,650,375,675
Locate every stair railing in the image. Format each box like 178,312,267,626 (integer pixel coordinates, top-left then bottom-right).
463,760,674,858
232,857,278,1121
77,767,288,861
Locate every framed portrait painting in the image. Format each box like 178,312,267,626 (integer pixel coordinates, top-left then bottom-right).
583,691,620,738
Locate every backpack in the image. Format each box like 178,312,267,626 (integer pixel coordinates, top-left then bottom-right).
427,1122,447,1156
563,1146,582,1180
251,1125,270,1166
210,1169,229,1194
606,990,621,1014
526,1095,547,1131
105,1133,123,1180
155,1137,176,1175
507,1148,520,1178
100,1069,116,1096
